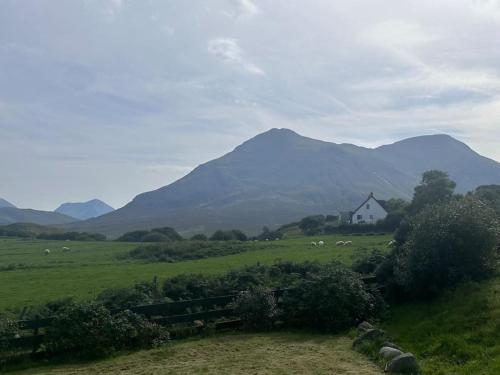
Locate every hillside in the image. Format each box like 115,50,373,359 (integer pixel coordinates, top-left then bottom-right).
0,207,77,226
0,198,15,208
55,199,114,220
66,129,500,236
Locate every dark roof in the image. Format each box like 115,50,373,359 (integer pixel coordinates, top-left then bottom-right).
351,192,387,217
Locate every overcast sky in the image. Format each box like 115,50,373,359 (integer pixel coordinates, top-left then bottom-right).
1,0,499,210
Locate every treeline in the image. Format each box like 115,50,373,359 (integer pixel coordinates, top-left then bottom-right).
0,225,106,241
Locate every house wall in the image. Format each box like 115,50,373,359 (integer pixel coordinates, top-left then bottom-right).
351,197,387,224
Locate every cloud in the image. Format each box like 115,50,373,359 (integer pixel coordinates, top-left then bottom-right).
208,38,265,75
0,0,499,209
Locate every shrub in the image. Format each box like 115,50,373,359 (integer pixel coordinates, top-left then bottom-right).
209,229,247,241
96,287,154,310
190,234,208,241
0,317,18,353
150,227,183,241
232,287,279,331
141,232,170,242
352,249,386,275
393,197,500,298
281,265,379,332
45,303,168,359
117,230,150,242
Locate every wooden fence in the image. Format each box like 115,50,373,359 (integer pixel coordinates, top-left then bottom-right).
9,289,288,353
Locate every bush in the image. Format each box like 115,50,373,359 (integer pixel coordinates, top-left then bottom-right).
352,249,386,275
141,232,170,243
46,303,168,359
37,231,106,241
281,265,379,332
393,197,500,298
117,230,150,242
0,317,18,353
190,234,208,241
96,287,155,310
209,229,247,241
150,227,183,241
232,287,279,331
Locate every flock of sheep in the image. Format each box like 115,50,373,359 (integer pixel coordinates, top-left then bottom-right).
43,246,70,255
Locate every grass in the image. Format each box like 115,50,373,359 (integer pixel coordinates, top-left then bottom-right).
0,234,391,311
382,276,500,375
9,332,384,375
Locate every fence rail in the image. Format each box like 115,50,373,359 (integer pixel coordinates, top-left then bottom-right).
8,278,376,353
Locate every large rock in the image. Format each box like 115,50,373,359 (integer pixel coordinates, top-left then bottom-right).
352,328,386,349
357,321,374,334
383,341,401,351
379,346,403,360
385,353,419,374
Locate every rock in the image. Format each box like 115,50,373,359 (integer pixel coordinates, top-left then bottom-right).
352,328,386,349
385,353,419,374
357,321,374,334
383,341,401,351
379,346,403,360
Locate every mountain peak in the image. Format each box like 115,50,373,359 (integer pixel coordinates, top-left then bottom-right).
55,199,114,220
0,198,16,209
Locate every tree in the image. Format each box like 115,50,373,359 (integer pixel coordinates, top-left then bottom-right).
190,233,208,241
409,170,456,214
299,215,326,235
472,185,500,217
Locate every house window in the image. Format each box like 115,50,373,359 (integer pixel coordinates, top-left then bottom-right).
369,215,374,220
366,204,370,209
357,214,362,220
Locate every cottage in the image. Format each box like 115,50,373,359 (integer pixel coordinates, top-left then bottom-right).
351,192,387,224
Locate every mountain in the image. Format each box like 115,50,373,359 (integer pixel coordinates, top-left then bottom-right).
67,128,500,236
55,199,115,220
0,198,16,208
0,207,77,226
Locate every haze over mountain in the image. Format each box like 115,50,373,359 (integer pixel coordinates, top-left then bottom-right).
67,129,500,236
0,207,77,226
0,198,16,209
55,199,114,221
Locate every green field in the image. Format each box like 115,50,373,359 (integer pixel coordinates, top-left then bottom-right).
382,276,500,375
11,333,383,375
0,234,391,311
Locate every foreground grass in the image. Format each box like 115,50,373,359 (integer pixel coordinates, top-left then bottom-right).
0,234,390,311
10,332,383,375
382,276,500,375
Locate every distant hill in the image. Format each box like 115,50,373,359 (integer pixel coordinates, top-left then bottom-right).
0,207,77,226
66,129,500,236
55,199,114,220
0,198,16,208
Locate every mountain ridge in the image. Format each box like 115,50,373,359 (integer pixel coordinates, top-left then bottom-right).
65,129,500,236
55,199,114,220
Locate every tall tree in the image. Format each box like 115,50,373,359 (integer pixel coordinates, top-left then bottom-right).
409,170,456,214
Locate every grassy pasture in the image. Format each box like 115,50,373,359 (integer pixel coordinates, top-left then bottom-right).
10,333,383,375
382,276,500,375
0,234,391,311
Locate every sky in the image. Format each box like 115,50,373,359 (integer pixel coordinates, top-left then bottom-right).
1,0,499,210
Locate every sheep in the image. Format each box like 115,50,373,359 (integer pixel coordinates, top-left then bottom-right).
43,249,51,255
344,241,353,246
318,240,325,246
310,241,317,247
62,246,70,252
336,241,345,246
388,240,396,246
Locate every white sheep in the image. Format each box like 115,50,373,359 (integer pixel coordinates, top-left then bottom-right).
336,241,345,246
44,249,51,255
310,241,317,247
388,240,396,246
318,240,325,246
344,241,353,246
62,247,70,252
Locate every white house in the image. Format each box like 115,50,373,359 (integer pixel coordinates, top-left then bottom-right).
351,192,387,224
